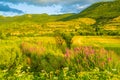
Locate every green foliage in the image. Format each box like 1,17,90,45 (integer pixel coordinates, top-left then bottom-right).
54,30,66,52
66,47,120,71
77,24,96,35
54,30,74,54
31,53,65,72
20,42,65,72
1,45,120,79
0,36,119,79
69,1,120,20
0,0,120,79
61,0,120,28
0,47,22,71
60,33,74,49
54,31,73,51
0,33,6,39
1,68,120,80
20,41,120,72
0,13,74,24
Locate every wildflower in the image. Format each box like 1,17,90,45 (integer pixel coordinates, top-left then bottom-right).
65,53,69,58
100,48,108,54
64,48,70,58
107,57,112,62
29,47,35,53
74,47,80,52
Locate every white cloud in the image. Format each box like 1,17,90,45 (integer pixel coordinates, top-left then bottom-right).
76,4,90,10
5,3,62,15
0,0,113,16
0,0,105,6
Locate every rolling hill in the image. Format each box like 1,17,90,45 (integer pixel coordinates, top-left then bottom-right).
0,0,120,36
0,13,75,24
1,0,120,24
60,1,120,25
76,1,120,19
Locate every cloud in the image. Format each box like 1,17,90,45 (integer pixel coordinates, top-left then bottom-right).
3,3,62,15
60,4,90,13
0,0,113,16
0,0,110,6
76,4,90,10
0,4,23,13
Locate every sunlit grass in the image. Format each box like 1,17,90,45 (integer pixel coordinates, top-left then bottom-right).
0,36,120,79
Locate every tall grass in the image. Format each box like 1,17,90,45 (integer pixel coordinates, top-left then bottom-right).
65,46,120,71
0,36,120,79
20,41,120,72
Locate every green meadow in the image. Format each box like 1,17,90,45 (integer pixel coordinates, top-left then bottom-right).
0,0,120,80
0,36,120,79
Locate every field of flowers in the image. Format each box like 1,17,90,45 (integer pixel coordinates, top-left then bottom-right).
0,36,120,80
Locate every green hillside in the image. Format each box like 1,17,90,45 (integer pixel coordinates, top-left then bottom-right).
1,0,120,24
60,1,120,24
101,16,120,35
78,1,120,19
0,13,75,24
0,0,120,36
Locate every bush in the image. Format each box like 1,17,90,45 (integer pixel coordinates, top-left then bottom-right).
61,33,74,49
54,30,74,49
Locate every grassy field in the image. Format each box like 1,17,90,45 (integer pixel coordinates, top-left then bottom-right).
1,36,120,51
1,0,120,79
72,36,120,54
0,36,120,79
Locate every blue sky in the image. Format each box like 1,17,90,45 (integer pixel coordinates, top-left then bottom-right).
0,0,113,16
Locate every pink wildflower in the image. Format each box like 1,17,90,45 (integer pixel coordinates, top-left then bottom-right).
107,57,112,62
64,48,70,58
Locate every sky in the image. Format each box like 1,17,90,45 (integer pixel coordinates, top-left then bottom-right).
0,0,113,16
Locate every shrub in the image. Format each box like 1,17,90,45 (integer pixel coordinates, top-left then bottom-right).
61,33,74,49
54,30,74,49
54,30,66,52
